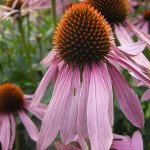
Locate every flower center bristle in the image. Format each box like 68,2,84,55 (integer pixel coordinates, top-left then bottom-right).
0,83,24,113
53,3,112,70
85,0,129,25
144,10,150,21
6,0,23,9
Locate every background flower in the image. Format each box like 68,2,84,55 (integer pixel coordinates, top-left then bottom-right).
0,83,46,150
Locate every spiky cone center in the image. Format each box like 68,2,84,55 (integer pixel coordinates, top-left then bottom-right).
5,0,24,9
53,3,112,71
0,83,24,113
144,10,150,21
85,0,129,25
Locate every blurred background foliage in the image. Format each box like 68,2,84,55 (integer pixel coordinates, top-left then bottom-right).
0,0,150,149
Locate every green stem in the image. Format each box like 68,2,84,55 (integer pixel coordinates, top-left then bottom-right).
17,18,32,68
27,14,30,54
15,116,20,150
137,0,143,13
37,37,43,60
51,0,57,28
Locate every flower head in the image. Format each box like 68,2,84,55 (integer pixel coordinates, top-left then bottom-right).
85,0,129,25
0,82,46,150
30,3,150,150
0,83,24,113
53,2,112,71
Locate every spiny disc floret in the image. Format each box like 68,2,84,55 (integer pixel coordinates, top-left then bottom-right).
85,0,129,25
0,83,24,113
53,3,112,69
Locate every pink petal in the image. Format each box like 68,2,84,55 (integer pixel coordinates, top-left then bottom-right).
78,137,89,150
54,142,81,150
132,131,143,150
9,114,16,149
114,23,133,45
100,63,114,126
77,65,90,139
130,53,150,70
18,110,39,141
87,63,113,150
60,67,80,144
111,140,131,150
31,59,60,108
24,94,33,99
37,65,74,150
141,22,149,33
24,100,47,120
118,41,146,55
107,64,144,128
126,21,150,46
0,114,10,150
40,49,56,67
141,89,150,101
109,47,150,87
112,134,132,150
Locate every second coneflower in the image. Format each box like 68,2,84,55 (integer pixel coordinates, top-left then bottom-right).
31,3,150,150
0,82,47,150
85,0,150,71
84,0,150,46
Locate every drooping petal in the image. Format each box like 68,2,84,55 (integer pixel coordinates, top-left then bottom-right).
24,100,47,120
60,66,80,144
107,64,144,128
141,89,150,101
87,63,113,150
18,110,39,141
78,137,89,150
141,22,149,33
100,63,113,126
77,65,90,139
109,47,150,87
31,59,60,108
37,65,74,150
9,114,16,150
118,41,146,55
54,142,81,150
130,53,150,70
0,114,10,150
126,21,150,46
114,23,133,45
40,49,57,67
132,131,143,150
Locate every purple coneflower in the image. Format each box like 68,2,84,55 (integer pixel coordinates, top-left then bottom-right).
0,0,50,20
84,0,150,71
0,82,46,150
84,0,150,46
31,3,150,150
